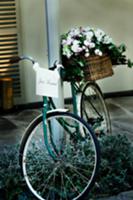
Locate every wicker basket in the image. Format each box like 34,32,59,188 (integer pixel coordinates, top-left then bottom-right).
83,54,113,81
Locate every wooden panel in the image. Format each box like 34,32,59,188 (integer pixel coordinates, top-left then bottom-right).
0,1,21,97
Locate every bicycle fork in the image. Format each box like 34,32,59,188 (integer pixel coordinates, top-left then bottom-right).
42,96,57,160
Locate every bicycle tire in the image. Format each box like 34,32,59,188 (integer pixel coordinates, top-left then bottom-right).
19,111,100,200
80,82,111,135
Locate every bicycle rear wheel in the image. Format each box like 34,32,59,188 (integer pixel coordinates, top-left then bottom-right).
80,82,111,135
20,111,100,200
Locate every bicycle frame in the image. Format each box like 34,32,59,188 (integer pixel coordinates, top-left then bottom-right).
42,96,56,159
42,82,81,159
42,91,81,160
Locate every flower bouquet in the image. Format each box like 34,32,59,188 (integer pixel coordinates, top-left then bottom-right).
61,27,133,82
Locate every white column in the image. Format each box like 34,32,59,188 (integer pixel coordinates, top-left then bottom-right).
45,0,64,108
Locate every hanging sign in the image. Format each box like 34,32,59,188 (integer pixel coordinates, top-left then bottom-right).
33,63,60,98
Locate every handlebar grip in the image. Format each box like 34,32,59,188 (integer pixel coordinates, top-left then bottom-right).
10,56,21,64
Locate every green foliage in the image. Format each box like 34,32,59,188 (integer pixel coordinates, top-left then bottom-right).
60,57,84,81
0,145,32,200
91,134,133,198
1,134,133,199
127,59,133,68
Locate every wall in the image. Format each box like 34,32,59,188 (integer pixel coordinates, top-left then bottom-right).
17,0,48,104
18,0,133,104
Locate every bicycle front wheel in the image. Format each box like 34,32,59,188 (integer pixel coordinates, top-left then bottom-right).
80,82,111,135
20,111,100,200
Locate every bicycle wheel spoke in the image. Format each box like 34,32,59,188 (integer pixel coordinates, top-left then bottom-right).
61,170,80,196
67,163,89,183
41,166,57,195
61,170,68,200
42,167,57,199
20,112,100,200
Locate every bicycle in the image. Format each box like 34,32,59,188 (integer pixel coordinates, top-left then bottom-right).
10,56,100,200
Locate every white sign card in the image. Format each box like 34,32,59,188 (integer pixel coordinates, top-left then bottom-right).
33,63,60,98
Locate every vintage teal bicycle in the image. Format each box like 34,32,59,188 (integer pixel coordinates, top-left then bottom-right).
11,56,100,200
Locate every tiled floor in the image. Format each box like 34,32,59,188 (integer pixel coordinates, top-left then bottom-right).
0,96,133,146
0,109,41,147
107,96,133,140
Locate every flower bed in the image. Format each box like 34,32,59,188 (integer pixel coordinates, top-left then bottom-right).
0,134,133,200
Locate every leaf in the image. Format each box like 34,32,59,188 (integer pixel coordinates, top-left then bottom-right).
118,43,127,53
77,60,84,67
127,59,133,68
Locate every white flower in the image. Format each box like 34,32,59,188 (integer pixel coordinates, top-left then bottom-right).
69,28,80,37
71,44,82,53
95,29,105,42
73,39,80,46
103,35,112,44
85,52,90,57
84,40,95,49
84,31,94,42
85,48,89,52
95,29,105,36
94,49,103,56
71,40,82,53
66,36,74,45
82,26,91,32
62,36,73,46
61,39,67,45
61,26,114,59
89,42,95,48
82,46,86,50
84,40,90,46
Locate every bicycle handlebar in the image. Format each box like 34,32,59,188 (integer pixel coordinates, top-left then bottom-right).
10,56,64,71
10,56,36,64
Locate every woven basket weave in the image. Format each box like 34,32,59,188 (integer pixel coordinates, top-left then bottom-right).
83,54,113,81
